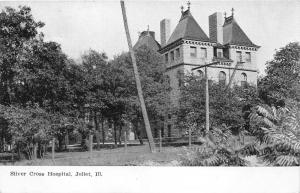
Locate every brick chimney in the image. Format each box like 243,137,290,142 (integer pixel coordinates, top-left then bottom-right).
160,19,171,47
209,12,223,44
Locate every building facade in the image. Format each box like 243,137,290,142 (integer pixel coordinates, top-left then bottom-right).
134,5,260,138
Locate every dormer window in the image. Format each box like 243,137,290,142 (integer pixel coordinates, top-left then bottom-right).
200,48,207,58
190,46,197,57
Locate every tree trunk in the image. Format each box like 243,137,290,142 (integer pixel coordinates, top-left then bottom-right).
57,135,64,151
33,143,38,160
94,112,100,149
64,132,69,151
113,120,117,146
118,124,122,145
101,115,105,145
135,121,143,145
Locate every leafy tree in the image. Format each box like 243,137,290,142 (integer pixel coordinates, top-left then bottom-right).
80,49,108,147
0,6,44,105
0,6,91,154
177,74,260,136
0,104,52,159
249,101,300,166
259,42,300,105
108,46,169,143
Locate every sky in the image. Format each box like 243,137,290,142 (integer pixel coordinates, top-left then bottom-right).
0,0,299,75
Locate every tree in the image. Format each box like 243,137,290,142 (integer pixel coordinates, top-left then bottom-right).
177,74,260,136
259,42,300,105
0,104,52,159
0,6,44,105
249,101,300,166
80,49,108,147
108,46,169,144
0,6,92,154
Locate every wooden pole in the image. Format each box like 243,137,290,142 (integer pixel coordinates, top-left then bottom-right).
120,0,156,152
188,127,191,147
51,138,55,161
159,129,162,152
89,134,93,158
205,66,210,132
124,129,128,152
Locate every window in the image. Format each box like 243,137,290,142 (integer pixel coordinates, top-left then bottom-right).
190,46,197,57
178,78,183,87
168,125,172,137
219,71,226,85
200,48,207,58
197,70,204,80
175,48,180,58
241,73,247,87
236,51,242,62
165,53,168,63
177,70,184,87
217,51,222,58
170,51,174,61
245,52,251,63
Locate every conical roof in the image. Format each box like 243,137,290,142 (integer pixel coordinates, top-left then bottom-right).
223,16,259,48
133,31,161,51
167,9,210,45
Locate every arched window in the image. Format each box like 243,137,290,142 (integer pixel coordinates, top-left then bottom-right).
241,73,247,87
197,70,204,80
218,71,226,85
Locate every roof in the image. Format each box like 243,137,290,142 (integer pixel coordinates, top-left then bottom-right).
223,16,259,48
133,31,161,51
166,9,210,45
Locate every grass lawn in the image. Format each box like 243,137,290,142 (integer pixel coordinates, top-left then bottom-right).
1,136,266,166
10,144,188,166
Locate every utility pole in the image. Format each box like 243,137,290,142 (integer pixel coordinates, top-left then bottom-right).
205,66,209,132
120,0,156,152
192,61,219,133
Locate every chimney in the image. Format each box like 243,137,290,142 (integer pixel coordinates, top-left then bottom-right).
160,19,171,47
209,12,223,44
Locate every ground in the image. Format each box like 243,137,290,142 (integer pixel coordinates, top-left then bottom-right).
1,143,266,166
8,145,185,166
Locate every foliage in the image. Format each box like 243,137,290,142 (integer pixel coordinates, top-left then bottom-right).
249,101,300,166
259,42,300,105
0,6,44,105
0,104,52,159
177,74,260,135
180,126,252,166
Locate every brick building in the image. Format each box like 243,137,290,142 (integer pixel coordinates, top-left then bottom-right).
134,5,260,138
